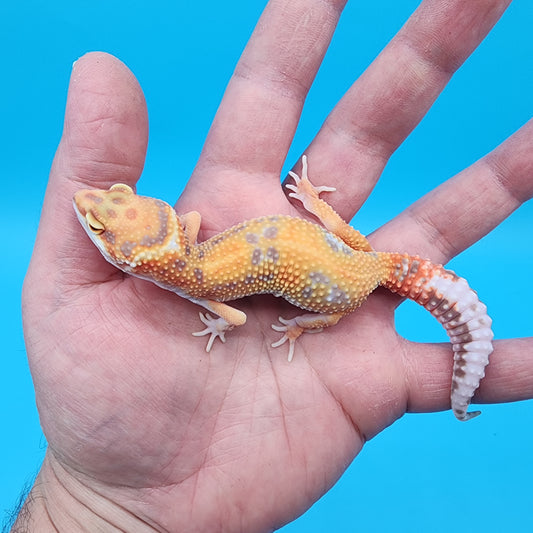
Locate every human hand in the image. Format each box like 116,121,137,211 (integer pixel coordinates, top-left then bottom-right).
20,0,533,531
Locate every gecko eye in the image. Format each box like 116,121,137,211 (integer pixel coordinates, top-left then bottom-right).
86,212,105,235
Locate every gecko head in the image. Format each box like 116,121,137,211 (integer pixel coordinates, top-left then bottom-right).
73,183,177,269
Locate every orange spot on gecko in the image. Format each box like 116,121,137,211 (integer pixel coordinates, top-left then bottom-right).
126,208,137,220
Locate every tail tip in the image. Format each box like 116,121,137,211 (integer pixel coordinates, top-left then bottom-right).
455,409,482,422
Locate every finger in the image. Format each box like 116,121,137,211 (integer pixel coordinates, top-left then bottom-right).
54,52,148,192
28,52,149,291
296,0,510,220
372,118,533,263
404,338,533,415
477,338,533,405
185,0,347,186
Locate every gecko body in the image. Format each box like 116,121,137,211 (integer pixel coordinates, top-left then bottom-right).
73,156,493,421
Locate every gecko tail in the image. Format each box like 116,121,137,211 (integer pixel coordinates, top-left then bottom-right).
379,252,494,421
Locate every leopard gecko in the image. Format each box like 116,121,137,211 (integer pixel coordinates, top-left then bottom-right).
73,156,493,421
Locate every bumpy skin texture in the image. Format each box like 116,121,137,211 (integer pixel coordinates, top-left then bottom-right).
73,157,493,421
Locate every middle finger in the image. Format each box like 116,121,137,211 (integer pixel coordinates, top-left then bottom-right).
301,0,511,221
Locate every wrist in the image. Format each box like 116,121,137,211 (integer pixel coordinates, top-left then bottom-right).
12,451,157,532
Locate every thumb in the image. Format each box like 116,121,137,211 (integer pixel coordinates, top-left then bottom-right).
25,52,148,307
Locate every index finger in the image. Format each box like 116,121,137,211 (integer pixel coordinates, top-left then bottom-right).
194,0,347,177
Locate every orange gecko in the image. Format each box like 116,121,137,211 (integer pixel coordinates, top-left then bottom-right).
73,156,493,421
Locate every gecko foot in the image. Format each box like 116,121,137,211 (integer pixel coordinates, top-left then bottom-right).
271,316,323,362
286,155,336,207
192,313,233,352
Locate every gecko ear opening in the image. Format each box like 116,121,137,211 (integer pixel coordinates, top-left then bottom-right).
86,212,105,235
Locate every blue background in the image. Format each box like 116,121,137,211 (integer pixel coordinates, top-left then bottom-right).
2,1,532,531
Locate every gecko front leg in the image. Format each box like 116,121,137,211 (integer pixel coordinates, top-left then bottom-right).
179,211,202,243
191,299,247,352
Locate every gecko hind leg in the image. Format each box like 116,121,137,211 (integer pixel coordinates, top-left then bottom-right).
271,312,344,362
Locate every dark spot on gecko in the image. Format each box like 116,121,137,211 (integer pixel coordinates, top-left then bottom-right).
86,193,103,204
431,297,454,317
454,368,466,378
194,268,203,283
326,285,350,306
246,233,259,244
448,323,470,336
198,250,204,259
112,197,125,205
126,208,137,220
251,248,263,266
103,231,116,245
439,308,462,325
173,259,187,271
121,241,136,257
408,260,419,275
244,274,254,285
215,281,239,293
257,273,275,282
263,226,278,239
107,209,117,219
454,351,468,368
185,245,191,256
325,233,339,253
224,225,246,238
425,294,447,312
302,286,313,299
478,316,491,327
309,271,330,285
140,235,158,247
324,232,354,256
266,247,279,263
452,332,474,345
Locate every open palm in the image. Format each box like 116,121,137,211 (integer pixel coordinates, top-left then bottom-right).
21,1,533,531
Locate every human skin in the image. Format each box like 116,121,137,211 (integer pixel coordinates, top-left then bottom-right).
18,0,533,531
